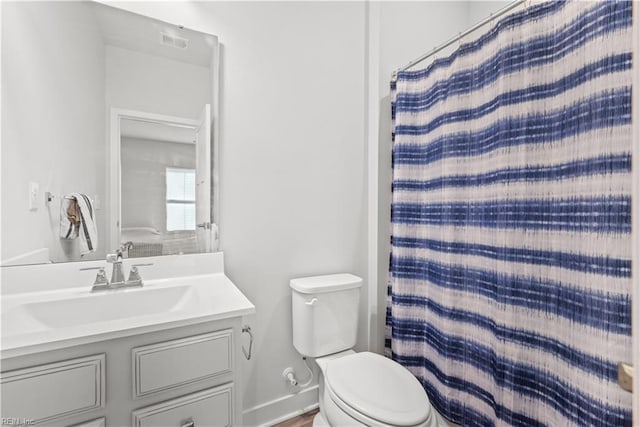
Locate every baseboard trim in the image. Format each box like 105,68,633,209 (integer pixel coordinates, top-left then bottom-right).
263,402,320,427
242,385,319,427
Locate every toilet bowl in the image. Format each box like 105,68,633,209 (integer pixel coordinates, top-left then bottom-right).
290,274,440,427
314,350,437,427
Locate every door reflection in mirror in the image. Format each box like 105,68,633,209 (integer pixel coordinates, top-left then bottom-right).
118,110,211,259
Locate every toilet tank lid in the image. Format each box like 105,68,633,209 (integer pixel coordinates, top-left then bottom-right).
290,273,362,294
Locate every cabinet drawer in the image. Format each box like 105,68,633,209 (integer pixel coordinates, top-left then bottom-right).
70,417,106,427
132,383,233,427
0,354,105,425
132,330,232,398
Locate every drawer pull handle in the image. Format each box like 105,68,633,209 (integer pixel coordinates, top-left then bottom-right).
180,419,195,427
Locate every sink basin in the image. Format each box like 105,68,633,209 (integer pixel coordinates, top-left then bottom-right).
1,267,256,359
23,285,194,328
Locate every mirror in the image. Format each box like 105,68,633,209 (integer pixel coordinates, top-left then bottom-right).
1,1,219,265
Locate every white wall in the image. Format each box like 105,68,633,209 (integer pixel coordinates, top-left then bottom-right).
468,1,512,25
211,4,367,420
104,2,367,424
1,1,106,263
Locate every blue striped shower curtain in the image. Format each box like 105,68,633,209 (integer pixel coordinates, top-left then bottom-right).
385,1,633,425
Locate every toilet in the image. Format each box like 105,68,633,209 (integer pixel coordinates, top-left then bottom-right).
290,274,440,427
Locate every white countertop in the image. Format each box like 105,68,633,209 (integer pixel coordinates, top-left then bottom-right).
1,270,255,359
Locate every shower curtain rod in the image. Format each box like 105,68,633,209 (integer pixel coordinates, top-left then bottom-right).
391,0,526,82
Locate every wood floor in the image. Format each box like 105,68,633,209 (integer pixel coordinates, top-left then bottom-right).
271,409,319,427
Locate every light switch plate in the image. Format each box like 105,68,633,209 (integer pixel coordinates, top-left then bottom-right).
28,182,39,211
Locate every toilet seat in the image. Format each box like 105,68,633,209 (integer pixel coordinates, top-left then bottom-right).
324,352,432,427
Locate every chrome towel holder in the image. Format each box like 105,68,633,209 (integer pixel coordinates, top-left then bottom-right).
45,192,75,204
241,325,253,360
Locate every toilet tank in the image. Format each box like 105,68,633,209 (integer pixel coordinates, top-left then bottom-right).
290,274,362,357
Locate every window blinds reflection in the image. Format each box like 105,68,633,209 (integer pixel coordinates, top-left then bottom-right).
166,168,196,231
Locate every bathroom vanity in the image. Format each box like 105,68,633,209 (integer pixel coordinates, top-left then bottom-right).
0,253,254,427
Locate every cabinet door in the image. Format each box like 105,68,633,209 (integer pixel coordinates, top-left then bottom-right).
0,354,105,425
132,384,233,427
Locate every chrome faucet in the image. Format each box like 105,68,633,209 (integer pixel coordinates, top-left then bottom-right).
86,247,153,292
107,249,126,286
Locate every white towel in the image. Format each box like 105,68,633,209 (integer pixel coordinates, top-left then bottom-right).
59,193,98,255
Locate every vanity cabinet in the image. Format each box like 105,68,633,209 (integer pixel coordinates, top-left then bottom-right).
0,318,243,427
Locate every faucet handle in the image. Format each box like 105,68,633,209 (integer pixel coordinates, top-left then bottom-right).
127,263,153,286
81,267,109,289
94,267,109,286
127,266,142,284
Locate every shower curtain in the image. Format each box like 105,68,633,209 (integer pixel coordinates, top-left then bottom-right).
385,1,633,426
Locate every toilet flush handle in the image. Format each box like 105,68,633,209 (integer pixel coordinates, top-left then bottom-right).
305,298,318,306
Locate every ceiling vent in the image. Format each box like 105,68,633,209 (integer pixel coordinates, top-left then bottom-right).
160,33,189,50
